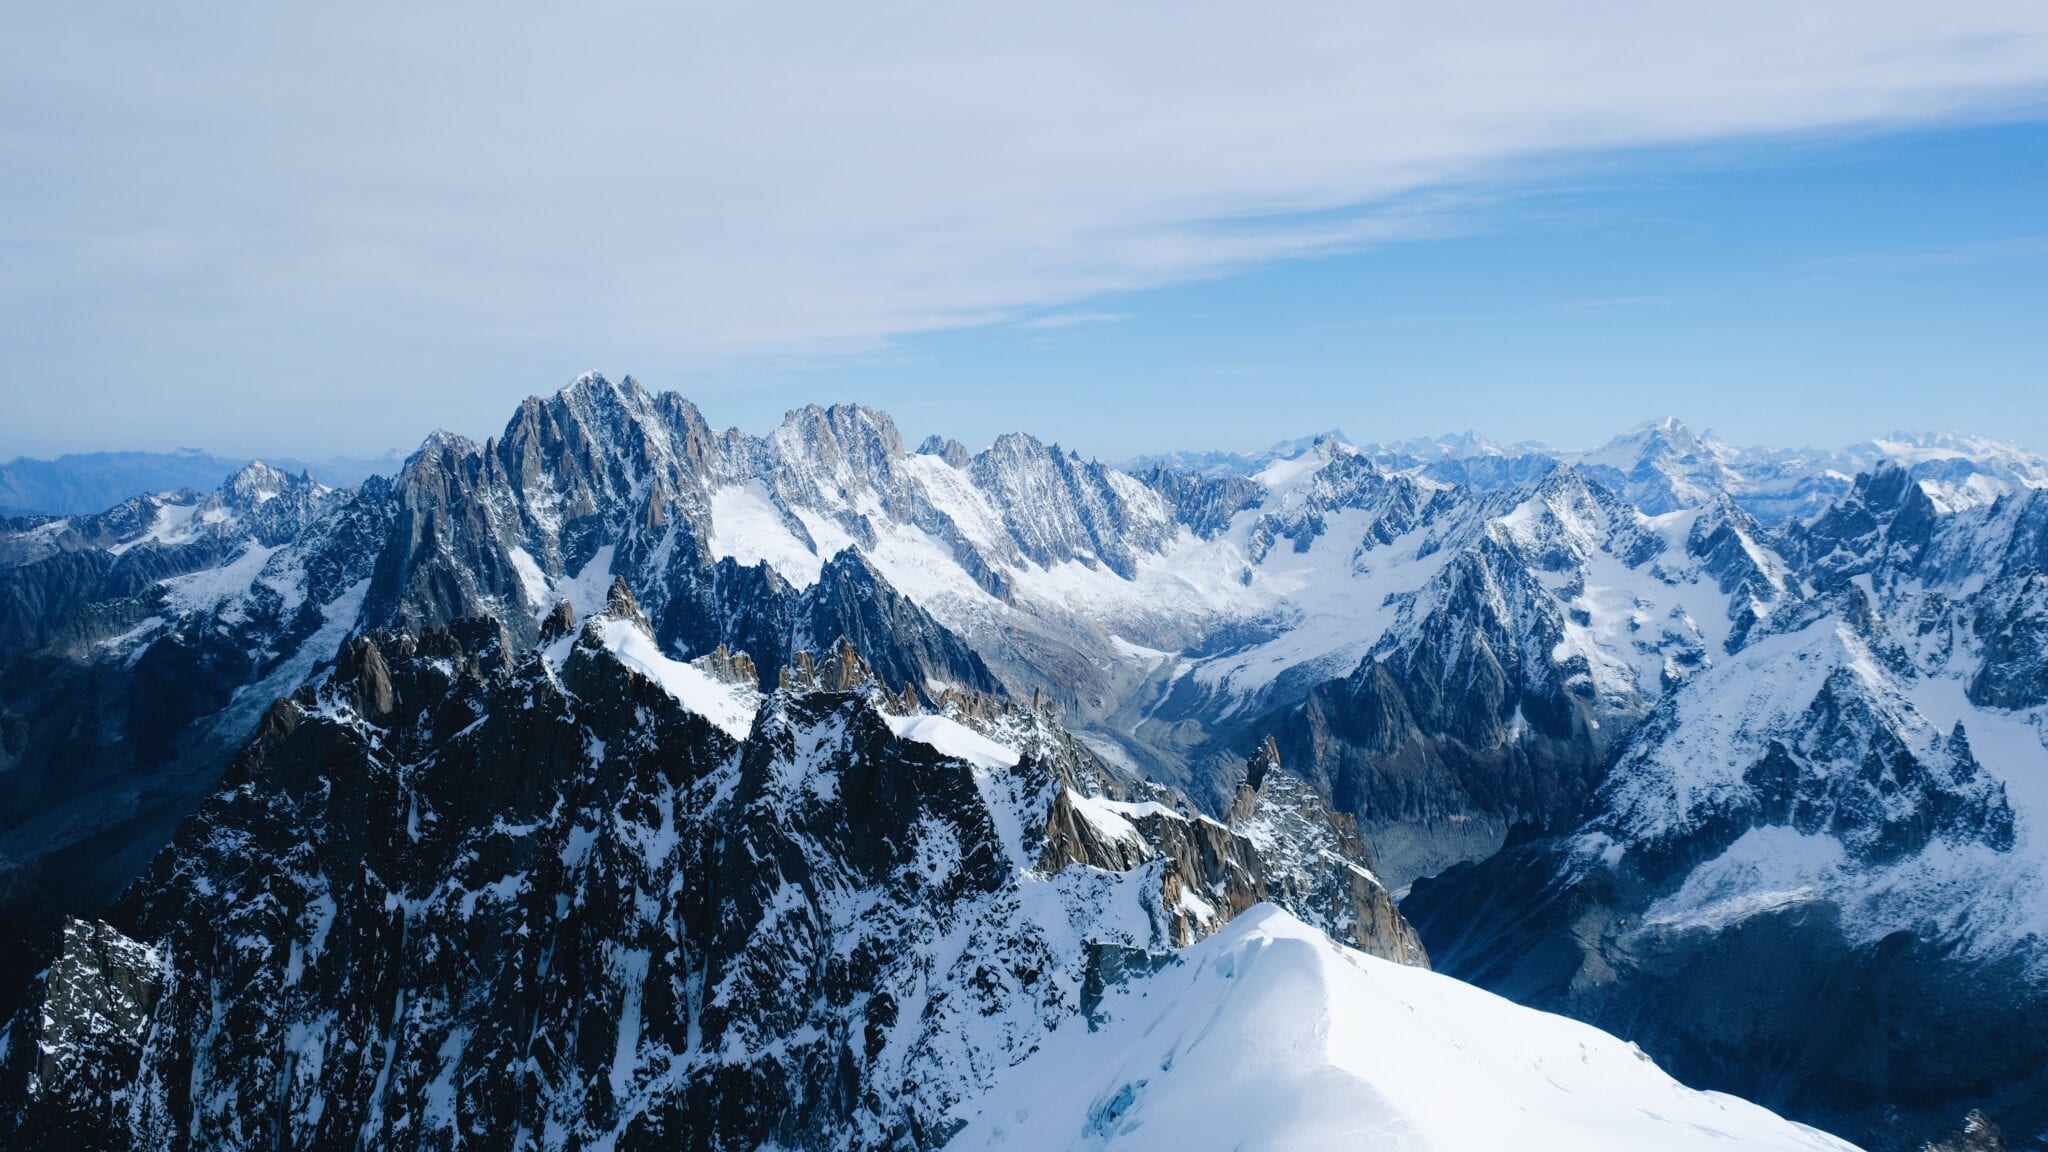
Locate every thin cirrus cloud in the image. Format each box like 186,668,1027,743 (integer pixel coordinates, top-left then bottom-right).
4,1,2048,453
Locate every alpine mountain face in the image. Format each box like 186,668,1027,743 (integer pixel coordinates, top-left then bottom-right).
0,592,1425,1149
1403,468,2048,1150
3,375,2045,1149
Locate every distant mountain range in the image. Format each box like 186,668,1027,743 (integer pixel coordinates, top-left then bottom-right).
3,375,2045,1149
1129,419,2048,525
0,448,407,516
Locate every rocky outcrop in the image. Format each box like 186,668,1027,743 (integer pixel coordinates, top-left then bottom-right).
913,435,971,469
1925,1111,2006,1152
538,598,577,643
1133,465,1264,540
6,918,163,1150
691,643,757,687
778,636,878,693
1223,742,1426,965
1040,739,1425,964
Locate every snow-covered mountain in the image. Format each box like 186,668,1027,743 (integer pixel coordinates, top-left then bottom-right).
1,589,1853,1151
1144,416,2048,525
1403,466,2048,1147
2,375,2044,1148
1555,419,2044,525
1121,429,1354,478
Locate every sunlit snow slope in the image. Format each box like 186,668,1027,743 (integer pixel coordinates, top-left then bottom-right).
952,906,1860,1152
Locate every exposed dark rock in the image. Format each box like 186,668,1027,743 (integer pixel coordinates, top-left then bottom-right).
1134,466,1265,540
1925,1110,2006,1152
539,599,577,644
0,625,1423,1149
7,918,163,1151
913,435,971,469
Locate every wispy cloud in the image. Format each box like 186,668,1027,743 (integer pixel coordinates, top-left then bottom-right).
1019,311,1130,331
5,2,2048,450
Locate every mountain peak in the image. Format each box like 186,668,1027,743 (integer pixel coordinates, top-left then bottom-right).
219,459,295,508
395,429,483,478
771,402,906,476
1606,415,1703,451
1431,429,1499,455
561,369,617,393
1262,428,1351,458
547,372,661,424
915,434,971,468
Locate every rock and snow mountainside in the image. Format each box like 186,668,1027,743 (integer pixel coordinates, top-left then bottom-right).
0,596,1862,1152
1405,467,2048,1149
0,375,1608,957
1372,417,2048,525
1,376,2044,1148
0,387,1000,998
0,589,1430,1148
1251,464,1798,881
0,462,376,997
1140,419,2048,527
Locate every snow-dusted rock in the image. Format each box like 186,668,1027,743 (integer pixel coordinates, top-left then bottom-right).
0,623,1428,1149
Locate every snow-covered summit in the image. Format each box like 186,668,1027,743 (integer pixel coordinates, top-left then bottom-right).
952,905,1858,1152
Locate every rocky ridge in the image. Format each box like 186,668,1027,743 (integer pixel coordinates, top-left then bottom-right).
0,586,1422,1149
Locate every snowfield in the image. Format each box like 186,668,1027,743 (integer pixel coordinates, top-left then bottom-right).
950,906,1861,1152
587,615,761,740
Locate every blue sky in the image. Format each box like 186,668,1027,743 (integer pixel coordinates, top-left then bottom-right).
4,4,2047,462
691,120,2048,456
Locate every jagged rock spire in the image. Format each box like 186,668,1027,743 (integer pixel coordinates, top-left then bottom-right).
539,600,577,644
916,434,972,468
334,635,396,719
692,643,759,687
24,918,163,1140
1246,735,1280,792
604,575,655,635
779,638,875,694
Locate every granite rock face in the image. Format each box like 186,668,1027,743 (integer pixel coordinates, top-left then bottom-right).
13,918,164,1151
